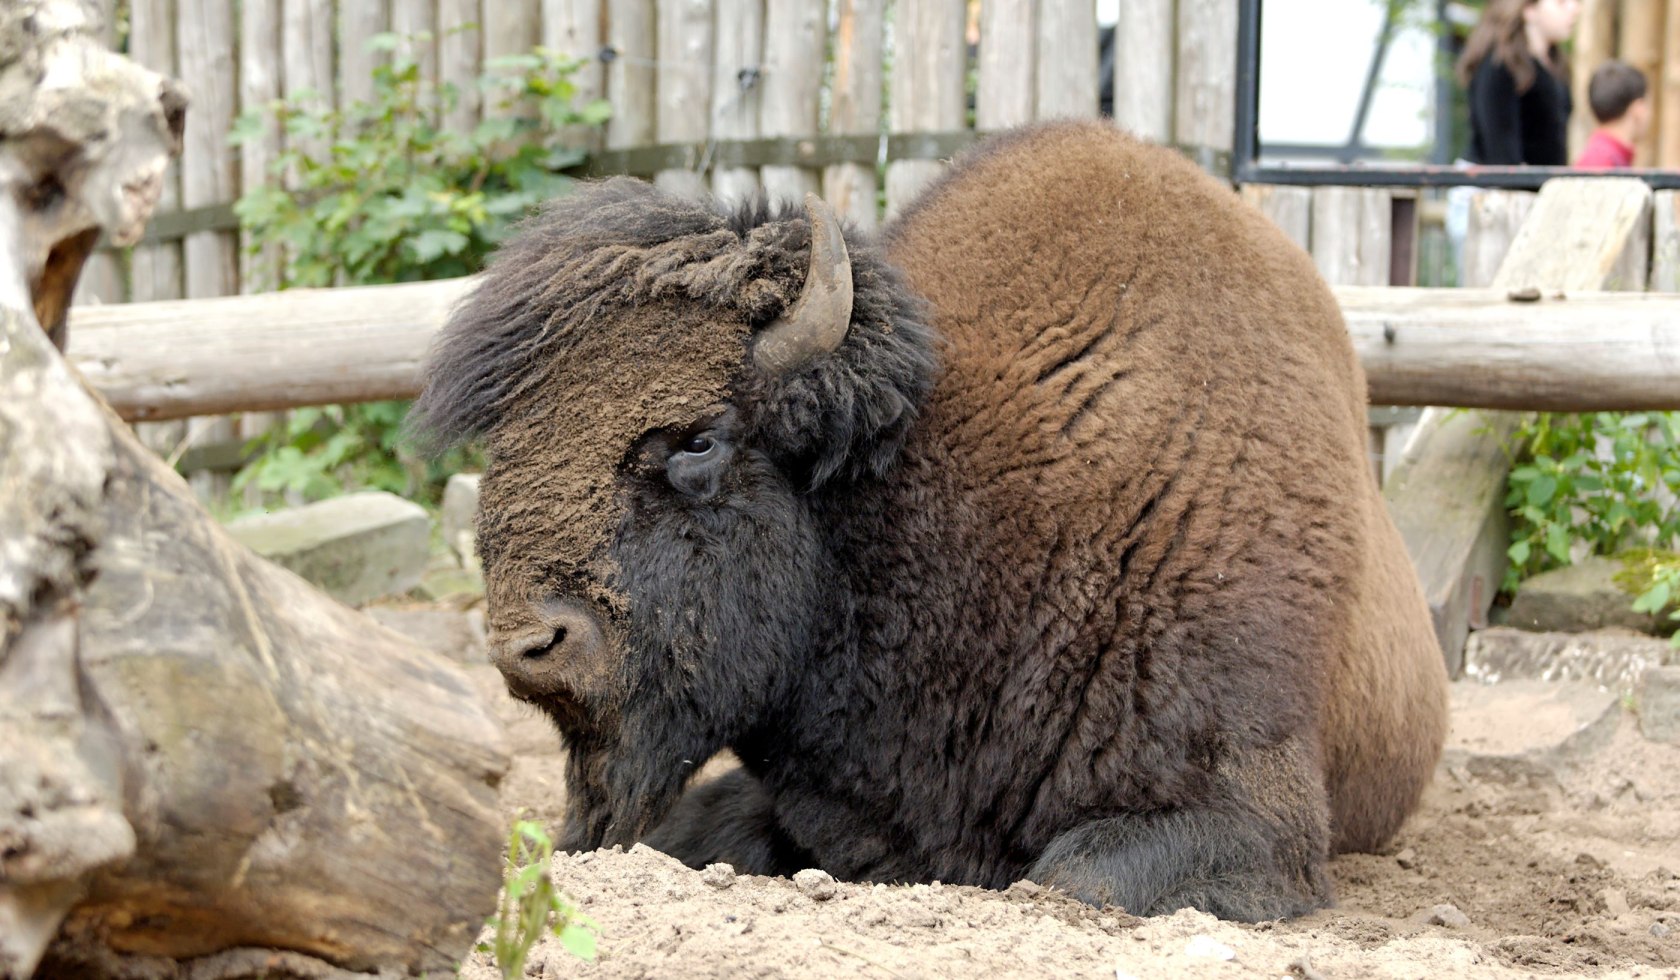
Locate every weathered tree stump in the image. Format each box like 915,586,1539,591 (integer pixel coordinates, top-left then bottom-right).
0,4,510,977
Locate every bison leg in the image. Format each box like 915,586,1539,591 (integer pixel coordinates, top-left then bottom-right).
642,766,814,876
1026,739,1333,922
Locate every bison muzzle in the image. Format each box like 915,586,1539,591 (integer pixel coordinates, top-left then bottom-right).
413,121,1450,921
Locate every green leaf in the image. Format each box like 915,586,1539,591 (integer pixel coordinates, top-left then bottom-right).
1526,474,1558,508
1545,524,1572,564
1507,540,1531,566
1632,580,1672,614
558,922,597,960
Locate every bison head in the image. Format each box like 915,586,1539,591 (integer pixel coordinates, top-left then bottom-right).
411,179,934,846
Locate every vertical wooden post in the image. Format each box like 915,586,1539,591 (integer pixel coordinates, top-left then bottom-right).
885,0,966,220
439,0,483,135
977,0,1034,130
1310,187,1391,288
654,0,714,199
1572,0,1618,159
825,0,884,231
71,9,124,308
542,0,607,150
761,0,827,204
606,0,657,150
179,0,241,504
1655,190,1680,291
1662,0,1680,166
391,0,440,87
1620,0,1665,166
1175,0,1238,163
710,0,765,206
484,0,541,124
1461,190,1538,288
340,0,391,108
282,0,335,158
239,0,287,497
1035,0,1097,119
1239,184,1311,252
126,0,185,460
1113,0,1175,144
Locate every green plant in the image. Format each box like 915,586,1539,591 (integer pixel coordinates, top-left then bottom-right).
1503,412,1680,592
484,819,597,977
1618,548,1680,644
228,33,609,505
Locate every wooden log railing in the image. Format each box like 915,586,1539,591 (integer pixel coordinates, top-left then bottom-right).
66,280,1680,422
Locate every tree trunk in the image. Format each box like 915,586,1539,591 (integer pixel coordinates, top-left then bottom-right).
0,4,511,976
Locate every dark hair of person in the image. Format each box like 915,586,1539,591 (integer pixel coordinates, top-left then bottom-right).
1587,59,1648,123
1455,0,1569,93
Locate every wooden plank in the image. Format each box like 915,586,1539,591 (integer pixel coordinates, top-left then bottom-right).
1663,0,1680,166
709,0,765,206
1175,0,1239,157
128,0,181,305
760,0,827,204
178,0,242,501
1620,0,1665,166
72,7,124,308
1310,186,1390,287
1035,0,1097,119
653,0,714,199
439,0,482,135
1240,184,1311,251
1572,0,1617,159
606,0,657,150
824,0,884,231
1656,190,1680,291
240,0,284,293
1460,190,1536,288
392,0,439,85
885,0,966,220
542,0,607,150
484,0,540,125
340,0,391,108
1113,0,1174,143
977,0,1034,130
1389,191,1419,287
1385,177,1656,676
66,280,1680,423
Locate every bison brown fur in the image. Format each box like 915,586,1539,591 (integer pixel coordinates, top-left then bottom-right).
412,121,1449,921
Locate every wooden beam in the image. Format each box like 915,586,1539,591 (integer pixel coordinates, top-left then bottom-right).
1384,177,1655,676
824,0,885,231
63,279,1680,423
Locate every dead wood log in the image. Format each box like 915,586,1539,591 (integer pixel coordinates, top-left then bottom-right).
0,4,511,977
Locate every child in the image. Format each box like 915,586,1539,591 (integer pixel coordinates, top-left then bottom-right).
1575,59,1650,168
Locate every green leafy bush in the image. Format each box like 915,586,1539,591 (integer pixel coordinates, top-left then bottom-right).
1503,412,1680,609
229,33,609,504
484,819,597,977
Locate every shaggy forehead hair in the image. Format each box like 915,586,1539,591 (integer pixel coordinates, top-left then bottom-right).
412,177,937,487
414,178,813,449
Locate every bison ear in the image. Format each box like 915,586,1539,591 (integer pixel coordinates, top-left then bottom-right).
752,193,854,377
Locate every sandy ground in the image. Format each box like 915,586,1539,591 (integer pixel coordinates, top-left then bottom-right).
377,607,1680,979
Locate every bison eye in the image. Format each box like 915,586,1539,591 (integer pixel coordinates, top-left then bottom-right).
678,435,716,456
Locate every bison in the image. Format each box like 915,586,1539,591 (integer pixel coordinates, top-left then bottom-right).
413,120,1449,921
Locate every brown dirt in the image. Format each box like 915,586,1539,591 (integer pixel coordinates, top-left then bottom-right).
418,608,1680,980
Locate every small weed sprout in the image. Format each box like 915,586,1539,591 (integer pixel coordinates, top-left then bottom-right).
483,819,597,977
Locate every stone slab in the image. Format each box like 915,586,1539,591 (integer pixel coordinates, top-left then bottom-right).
1503,557,1666,636
441,472,482,571
1464,626,1679,694
1637,666,1680,745
1448,679,1621,761
226,491,430,606
365,606,488,664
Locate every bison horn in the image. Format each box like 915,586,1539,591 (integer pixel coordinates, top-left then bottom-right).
752,193,854,377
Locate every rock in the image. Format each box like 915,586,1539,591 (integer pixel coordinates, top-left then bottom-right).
1653,921,1672,938
441,473,482,571
1636,666,1680,745
1602,888,1631,916
1503,557,1666,635
1182,935,1236,960
1394,848,1419,870
225,491,429,605
701,863,736,889
1427,903,1472,929
365,607,486,663
1464,627,1678,694
793,868,837,901
1448,679,1622,760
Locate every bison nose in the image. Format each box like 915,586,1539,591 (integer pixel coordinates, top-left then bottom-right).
491,597,606,696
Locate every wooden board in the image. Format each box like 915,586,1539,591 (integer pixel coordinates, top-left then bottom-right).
825,0,885,231
543,0,607,151
391,0,438,85
1113,0,1174,143
1620,0,1666,166
1311,186,1392,287
1240,184,1311,252
338,0,390,108
1655,190,1680,291
438,0,482,135
1035,0,1097,119
653,0,714,199
760,0,827,204
1461,190,1537,288
1384,177,1656,675
1571,0,1617,159
606,0,657,150
977,0,1034,130
885,0,966,220
710,0,764,205
1175,0,1238,157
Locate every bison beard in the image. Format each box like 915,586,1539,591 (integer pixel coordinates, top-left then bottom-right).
413,121,1449,922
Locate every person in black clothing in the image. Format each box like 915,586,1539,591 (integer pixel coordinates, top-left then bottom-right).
1456,0,1582,165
